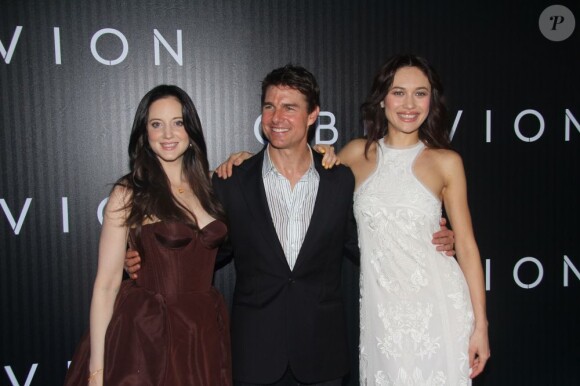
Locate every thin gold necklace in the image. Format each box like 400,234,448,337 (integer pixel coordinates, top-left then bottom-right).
171,183,186,194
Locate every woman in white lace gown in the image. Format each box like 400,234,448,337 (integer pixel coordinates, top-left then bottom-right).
338,55,490,385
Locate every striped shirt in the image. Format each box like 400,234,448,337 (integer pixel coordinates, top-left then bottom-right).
262,146,319,270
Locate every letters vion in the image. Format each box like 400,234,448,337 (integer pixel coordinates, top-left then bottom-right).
1,26,182,65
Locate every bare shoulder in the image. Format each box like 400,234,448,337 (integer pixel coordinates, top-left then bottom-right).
107,184,132,213
424,148,463,168
423,149,466,191
110,183,132,199
341,138,367,152
339,139,378,187
339,138,375,166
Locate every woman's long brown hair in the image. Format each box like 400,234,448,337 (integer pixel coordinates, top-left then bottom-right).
361,54,451,157
115,85,224,235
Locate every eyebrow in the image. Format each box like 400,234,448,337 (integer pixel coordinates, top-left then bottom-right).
147,116,183,123
262,102,299,108
390,86,430,90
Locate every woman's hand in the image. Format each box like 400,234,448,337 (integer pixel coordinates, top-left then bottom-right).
215,151,254,178
468,324,490,378
313,144,340,169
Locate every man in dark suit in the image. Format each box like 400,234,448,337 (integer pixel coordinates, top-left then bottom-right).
126,65,454,385
213,65,358,385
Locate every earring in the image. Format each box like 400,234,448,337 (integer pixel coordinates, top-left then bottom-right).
380,101,385,108
189,142,193,148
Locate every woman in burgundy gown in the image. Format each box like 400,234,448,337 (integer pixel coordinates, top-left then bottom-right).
64,85,232,385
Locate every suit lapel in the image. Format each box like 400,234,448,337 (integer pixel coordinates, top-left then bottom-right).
239,149,288,268
292,152,337,272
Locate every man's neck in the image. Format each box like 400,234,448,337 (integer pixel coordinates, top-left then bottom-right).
267,144,312,188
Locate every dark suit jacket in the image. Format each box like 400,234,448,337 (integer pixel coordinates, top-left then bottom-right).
212,148,359,384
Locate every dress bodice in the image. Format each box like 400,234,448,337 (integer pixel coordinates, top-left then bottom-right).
354,140,441,240
130,220,227,295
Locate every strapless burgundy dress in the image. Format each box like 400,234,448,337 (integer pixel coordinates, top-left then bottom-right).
64,221,232,385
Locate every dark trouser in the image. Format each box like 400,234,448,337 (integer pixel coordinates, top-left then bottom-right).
234,366,343,386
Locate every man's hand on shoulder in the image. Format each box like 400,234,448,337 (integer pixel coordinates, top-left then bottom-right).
215,151,254,179
313,144,341,169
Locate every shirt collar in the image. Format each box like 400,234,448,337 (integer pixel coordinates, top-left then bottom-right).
262,144,317,179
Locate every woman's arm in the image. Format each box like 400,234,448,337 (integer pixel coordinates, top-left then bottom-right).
88,186,130,385
440,151,490,379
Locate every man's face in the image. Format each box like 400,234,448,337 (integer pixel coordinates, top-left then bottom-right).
261,85,319,151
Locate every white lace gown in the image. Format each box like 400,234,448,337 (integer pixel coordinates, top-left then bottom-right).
355,140,474,386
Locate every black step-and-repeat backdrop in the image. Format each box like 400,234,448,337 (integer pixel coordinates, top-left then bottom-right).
1,1,578,385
